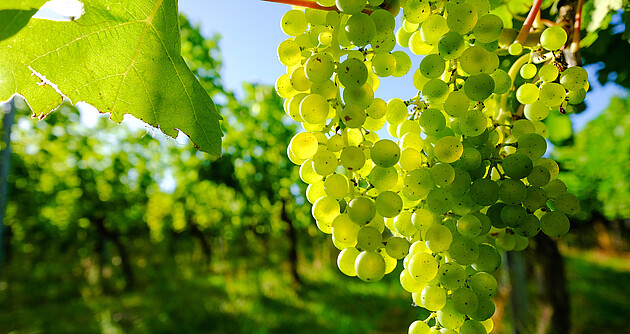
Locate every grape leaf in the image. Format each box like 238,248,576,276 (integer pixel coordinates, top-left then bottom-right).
0,0,223,156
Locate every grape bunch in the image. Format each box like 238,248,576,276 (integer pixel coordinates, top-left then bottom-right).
276,0,583,332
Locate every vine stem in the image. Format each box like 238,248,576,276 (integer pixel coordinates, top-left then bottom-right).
514,0,544,45
570,0,584,53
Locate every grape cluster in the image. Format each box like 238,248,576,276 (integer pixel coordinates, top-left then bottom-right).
277,0,582,333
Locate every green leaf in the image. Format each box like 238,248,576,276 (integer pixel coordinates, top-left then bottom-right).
0,0,48,41
0,0,223,156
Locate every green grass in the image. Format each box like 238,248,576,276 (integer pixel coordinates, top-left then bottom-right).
1,248,629,334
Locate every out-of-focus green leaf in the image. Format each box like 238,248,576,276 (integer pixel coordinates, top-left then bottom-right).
0,0,222,156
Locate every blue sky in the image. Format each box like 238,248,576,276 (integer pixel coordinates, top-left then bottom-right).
177,1,627,132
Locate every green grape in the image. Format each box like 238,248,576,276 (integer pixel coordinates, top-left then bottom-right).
305,53,335,83
371,139,401,167
375,191,403,218
490,68,512,94
422,79,450,103
369,166,398,191
355,250,386,282
371,31,397,53
448,168,472,196
404,0,431,24
421,14,449,45
457,214,482,237
469,178,499,206
425,223,453,252
508,42,523,55
386,236,410,259
426,187,454,214
472,243,501,273
560,66,589,91
281,10,308,36
392,51,412,77
514,214,541,237
437,262,466,290
348,196,376,225
472,211,492,236
327,134,344,152
357,226,382,251
398,119,421,137
473,14,503,43
311,79,337,99
419,108,447,135
430,162,456,187
517,133,547,158
464,73,495,101
421,284,447,311
290,132,319,160
434,136,464,163
486,202,507,228
447,3,478,34
413,67,430,90
448,236,480,265
409,31,435,55
401,267,426,292
451,287,479,315
459,109,488,137
438,31,466,60
469,271,498,298
516,83,539,104
459,320,487,334
372,52,396,77
443,90,470,117
312,149,337,176
470,296,495,321
340,104,366,128
544,178,568,199
553,192,580,215
338,57,369,88
336,0,366,15
520,63,537,79
524,100,551,121
499,178,527,205
408,252,439,281
460,46,490,75
343,83,374,109
299,93,329,124
539,82,566,106
285,93,307,122
277,39,302,67
412,208,436,231
420,54,446,79
386,98,409,124
540,26,567,51
404,167,434,200
401,132,424,151
307,181,327,205
290,67,312,92
340,146,366,171
395,211,418,236
567,88,586,104
539,63,559,82
313,196,341,224
276,73,297,98
466,0,491,16
502,153,533,179
540,211,570,237
537,158,560,180
318,30,333,46
371,9,396,32
397,27,414,48
403,19,420,32
408,320,431,334
345,12,376,46
324,173,349,199
338,247,361,276
305,8,328,25
400,148,424,171
527,165,551,187
366,98,387,119
457,147,482,170
500,204,527,227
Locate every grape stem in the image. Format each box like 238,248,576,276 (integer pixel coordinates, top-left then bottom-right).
570,0,584,53
514,0,544,45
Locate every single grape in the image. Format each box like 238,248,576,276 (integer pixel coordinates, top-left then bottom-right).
355,250,386,282
281,10,308,36
337,247,360,276
540,26,567,51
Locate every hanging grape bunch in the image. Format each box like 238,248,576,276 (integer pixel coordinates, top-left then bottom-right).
273,0,584,332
